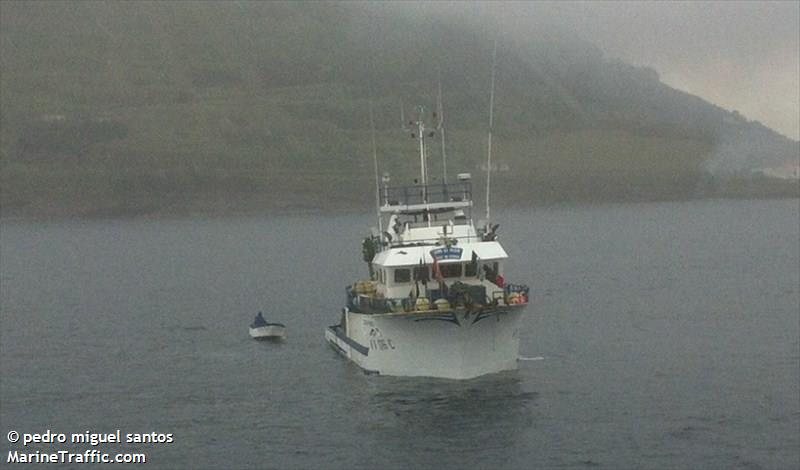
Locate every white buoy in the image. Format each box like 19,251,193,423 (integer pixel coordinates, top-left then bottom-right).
518,356,544,361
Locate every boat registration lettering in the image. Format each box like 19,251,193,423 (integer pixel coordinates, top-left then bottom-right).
367,326,395,351
370,338,395,351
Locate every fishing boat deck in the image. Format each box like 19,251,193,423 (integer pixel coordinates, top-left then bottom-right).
346,280,529,315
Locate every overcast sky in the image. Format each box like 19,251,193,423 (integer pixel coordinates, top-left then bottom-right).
434,1,799,140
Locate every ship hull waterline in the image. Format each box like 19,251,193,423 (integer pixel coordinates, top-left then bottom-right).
325,306,526,380
249,324,286,340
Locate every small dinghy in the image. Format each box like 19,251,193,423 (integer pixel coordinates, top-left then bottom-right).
249,312,286,340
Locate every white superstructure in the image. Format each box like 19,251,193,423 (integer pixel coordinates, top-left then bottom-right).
325,111,530,379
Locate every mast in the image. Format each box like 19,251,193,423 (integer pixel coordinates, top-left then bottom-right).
415,106,428,203
485,39,497,224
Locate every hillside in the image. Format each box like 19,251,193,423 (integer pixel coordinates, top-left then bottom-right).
1,1,797,218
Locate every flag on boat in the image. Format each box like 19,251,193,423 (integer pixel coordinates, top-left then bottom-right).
432,253,444,282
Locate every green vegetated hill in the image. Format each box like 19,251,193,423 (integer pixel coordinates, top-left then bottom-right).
1,1,797,217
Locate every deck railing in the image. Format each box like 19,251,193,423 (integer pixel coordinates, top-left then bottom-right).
346,282,529,314
382,182,472,207
384,234,481,247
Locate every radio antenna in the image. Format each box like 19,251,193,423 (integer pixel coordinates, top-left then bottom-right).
368,80,382,234
436,65,448,184
400,100,410,131
485,38,497,224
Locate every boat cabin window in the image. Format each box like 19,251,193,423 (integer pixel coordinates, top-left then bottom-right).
413,266,429,281
394,268,411,283
440,263,462,278
465,262,477,277
482,262,502,282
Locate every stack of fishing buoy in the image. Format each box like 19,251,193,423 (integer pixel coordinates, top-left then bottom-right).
354,281,377,297
415,297,431,311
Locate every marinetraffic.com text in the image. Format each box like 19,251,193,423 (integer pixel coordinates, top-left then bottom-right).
6,429,174,465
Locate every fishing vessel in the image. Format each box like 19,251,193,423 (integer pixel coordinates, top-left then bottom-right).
324,176,529,378
325,49,529,378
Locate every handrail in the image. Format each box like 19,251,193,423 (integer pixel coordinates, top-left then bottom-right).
346,281,529,315
382,229,497,249
382,182,471,207
383,232,482,247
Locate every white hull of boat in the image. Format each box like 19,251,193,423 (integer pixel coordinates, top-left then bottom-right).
249,325,286,339
325,307,525,379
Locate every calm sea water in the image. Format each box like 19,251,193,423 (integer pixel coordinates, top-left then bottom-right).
1,199,798,469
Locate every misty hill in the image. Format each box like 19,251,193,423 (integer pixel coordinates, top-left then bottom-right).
1,2,797,217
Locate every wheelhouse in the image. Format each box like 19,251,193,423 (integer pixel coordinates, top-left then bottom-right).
348,177,528,315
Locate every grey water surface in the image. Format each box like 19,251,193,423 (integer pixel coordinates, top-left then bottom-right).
1,198,798,469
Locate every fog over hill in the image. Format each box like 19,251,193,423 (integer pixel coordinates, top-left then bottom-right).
1,1,797,217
